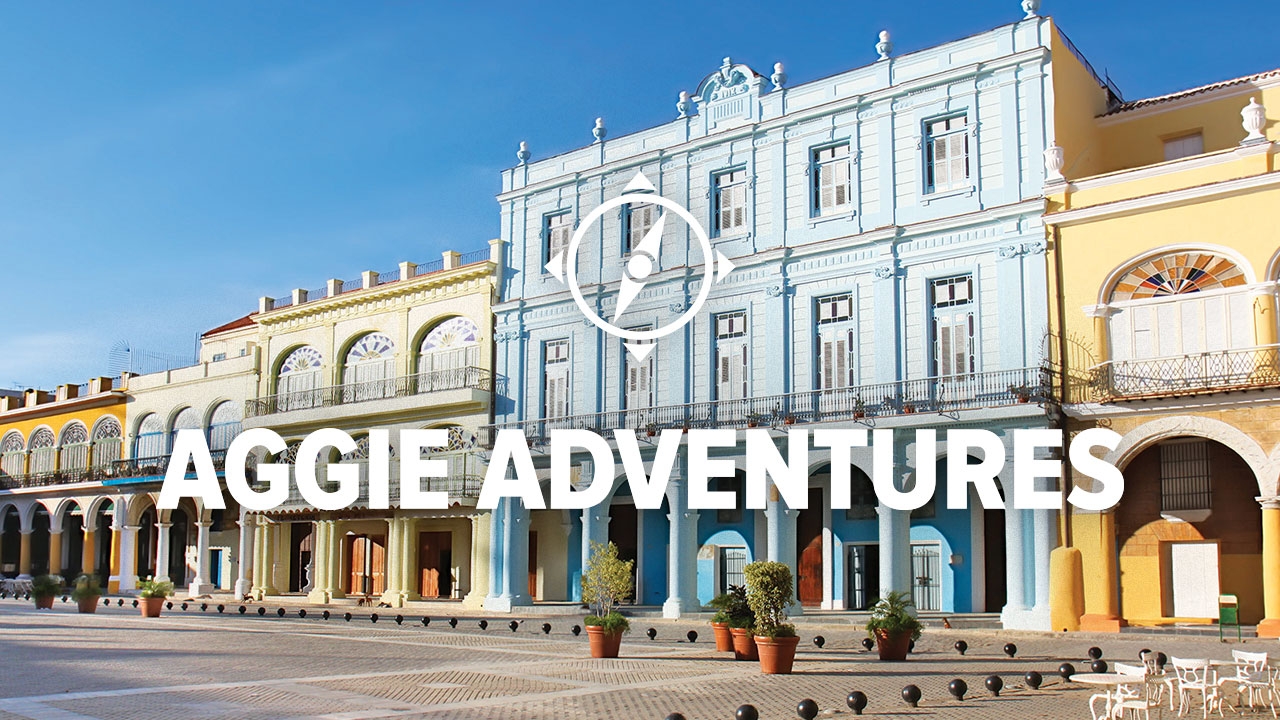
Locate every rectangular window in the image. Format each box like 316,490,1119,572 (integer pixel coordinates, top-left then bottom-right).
931,275,975,378
925,115,970,193
544,212,573,270
1163,132,1204,162
211,352,227,362
714,311,748,401
812,143,851,215
624,330,654,411
720,546,748,591
1160,440,1212,512
543,340,570,419
816,293,856,391
625,203,657,252
713,170,747,235
816,293,854,325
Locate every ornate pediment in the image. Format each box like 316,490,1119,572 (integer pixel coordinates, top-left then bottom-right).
692,57,765,129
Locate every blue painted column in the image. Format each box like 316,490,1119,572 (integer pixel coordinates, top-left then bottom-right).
765,491,800,613
877,439,912,601
483,503,506,610
506,498,532,608
663,455,699,618
580,499,610,604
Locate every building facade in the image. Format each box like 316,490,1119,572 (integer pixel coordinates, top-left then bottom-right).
1045,69,1280,633
241,245,502,609
487,8,1074,628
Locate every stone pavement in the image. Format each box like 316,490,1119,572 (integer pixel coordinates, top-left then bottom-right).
1,597,1278,719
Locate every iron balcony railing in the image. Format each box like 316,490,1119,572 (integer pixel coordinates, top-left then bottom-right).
1090,344,1280,401
0,451,229,490
481,366,1053,448
245,366,498,418
269,460,484,513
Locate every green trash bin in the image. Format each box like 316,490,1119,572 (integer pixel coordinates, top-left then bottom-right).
1218,594,1240,642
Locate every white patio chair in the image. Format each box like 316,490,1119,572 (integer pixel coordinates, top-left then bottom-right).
1090,664,1149,720
1216,650,1276,717
1139,651,1174,709
1112,664,1165,720
1170,658,1222,719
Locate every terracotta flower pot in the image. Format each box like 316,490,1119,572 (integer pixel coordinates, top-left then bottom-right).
756,635,800,674
140,597,165,618
711,622,733,652
33,595,55,610
729,627,758,661
874,629,912,661
585,625,623,658
77,596,100,613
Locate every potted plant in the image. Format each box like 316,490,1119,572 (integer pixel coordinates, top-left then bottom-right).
137,577,173,618
581,541,632,658
745,561,799,674
645,423,657,438
865,590,923,661
31,574,61,610
708,585,753,654
71,573,102,613
852,397,866,419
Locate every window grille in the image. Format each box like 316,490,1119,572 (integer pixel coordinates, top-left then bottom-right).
1160,440,1212,512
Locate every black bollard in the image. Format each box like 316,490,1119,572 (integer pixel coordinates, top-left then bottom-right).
448,617,457,628
181,602,188,611
1155,652,1168,670
813,635,825,649
908,639,915,653
277,608,285,617
421,616,430,626
901,684,922,708
796,698,819,719
734,705,759,720
1090,659,1107,673
478,619,488,630
322,610,331,620
396,615,404,626
509,620,519,632
1059,662,1075,680
1138,648,1151,661
257,606,266,616
1025,670,1043,689
343,612,352,622
686,630,698,643
955,640,968,655
1088,646,1102,660
665,715,686,720
948,679,967,701
299,609,307,618
166,601,173,610
541,622,551,635
239,605,247,614
861,637,874,651
571,624,581,636
985,675,1003,696
371,613,379,624
217,604,225,613
646,627,657,640
1003,642,1017,658
846,691,868,715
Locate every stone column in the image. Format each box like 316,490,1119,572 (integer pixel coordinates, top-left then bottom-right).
327,521,345,599
17,530,32,580
306,520,328,603
580,504,610,603
1257,499,1280,638
117,525,139,592
154,522,172,583
250,521,265,595
234,509,253,600
1029,505,1055,630
483,502,507,610
47,530,62,577
1001,508,1028,626
1079,510,1123,632
765,489,800,612
381,517,400,604
663,466,700,619
260,520,277,596
188,521,212,595
464,512,490,610
81,527,96,575
107,518,122,593
505,499,532,608
401,517,419,602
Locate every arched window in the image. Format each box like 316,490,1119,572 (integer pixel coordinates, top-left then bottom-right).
91,417,122,468
419,318,480,376
27,428,55,475
58,422,89,473
343,333,396,402
0,431,24,476
135,414,166,459
170,407,201,451
276,441,302,465
208,401,241,452
277,346,323,411
1107,251,1254,362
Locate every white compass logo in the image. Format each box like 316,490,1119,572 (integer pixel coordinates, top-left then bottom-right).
544,171,735,361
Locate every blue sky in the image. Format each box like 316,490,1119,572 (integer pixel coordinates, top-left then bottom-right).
0,1,1272,389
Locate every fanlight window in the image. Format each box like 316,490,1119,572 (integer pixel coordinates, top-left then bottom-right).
59,422,90,473
135,414,166,459
1,431,24,476
420,317,480,374
208,401,241,452
28,427,55,475
277,346,324,410
1110,252,1246,302
343,333,397,401
91,417,123,468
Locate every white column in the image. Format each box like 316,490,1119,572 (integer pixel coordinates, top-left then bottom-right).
822,491,837,610
1029,506,1055,630
765,491,801,614
307,520,329,603
1001,508,1028,626
507,499,531,607
580,504,610,603
663,466,700,618
190,521,213,595
118,525,139,592
154,522,172,583
234,509,253,599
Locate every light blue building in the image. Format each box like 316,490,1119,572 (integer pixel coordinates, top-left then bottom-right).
485,7,1062,630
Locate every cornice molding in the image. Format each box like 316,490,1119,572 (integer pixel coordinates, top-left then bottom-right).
1044,167,1280,228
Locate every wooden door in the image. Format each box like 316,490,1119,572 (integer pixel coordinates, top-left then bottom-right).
418,531,452,599
528,532,538,599
983,508,1007,612
796,487,823,606
348,535,386,596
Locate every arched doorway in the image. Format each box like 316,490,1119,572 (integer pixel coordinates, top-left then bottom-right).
168,508,190,585
136,503,157,580
1,506,19,578
29,507,49,577
60,502,84,576
1116,437,1263,623
697,471,755,605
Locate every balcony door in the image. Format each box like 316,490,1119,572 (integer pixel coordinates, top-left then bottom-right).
277,346,323,411
418,531,452,599
343,333,396,402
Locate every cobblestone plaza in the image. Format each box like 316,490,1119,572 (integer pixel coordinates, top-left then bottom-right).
3,599,1277,719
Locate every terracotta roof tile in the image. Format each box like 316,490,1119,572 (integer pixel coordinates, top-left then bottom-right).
1104,68,1280,116
201,313,256,338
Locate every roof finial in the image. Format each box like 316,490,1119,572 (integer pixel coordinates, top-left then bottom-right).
1242,97,1268,144
676,91,691,118
1021,0,1041,18
876,30,893,61
771,62,787,90
592,117,607,144
516,141,531,165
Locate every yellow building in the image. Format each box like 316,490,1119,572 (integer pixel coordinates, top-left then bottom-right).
0,379,130,591
1044,65,1280,634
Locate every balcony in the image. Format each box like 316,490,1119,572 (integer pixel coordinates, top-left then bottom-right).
267,457,485,516
244,367,500,421
0,451,229,491
1089,345,1280,402
482,366,1053,447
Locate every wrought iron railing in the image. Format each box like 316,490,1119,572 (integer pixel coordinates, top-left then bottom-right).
458,249,490,266
1089,345,1280,401
415,258,445,276
271,463,484,512
481,366,1053,447
245,366,498,418
0,450,228,490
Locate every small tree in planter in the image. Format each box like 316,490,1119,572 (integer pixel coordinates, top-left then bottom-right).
31,574,62,610
708,584,755,655
581,541,633,658
71,573,102,613
137,577,173,618
744,561,799,674
865,590,923,661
